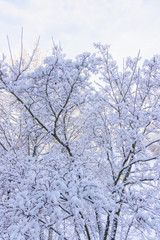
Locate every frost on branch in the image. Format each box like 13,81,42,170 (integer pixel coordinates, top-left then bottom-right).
0,42,159,240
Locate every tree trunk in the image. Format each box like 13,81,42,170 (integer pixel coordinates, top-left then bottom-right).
110,209,120,240
48,228,53,240
103,214,111,240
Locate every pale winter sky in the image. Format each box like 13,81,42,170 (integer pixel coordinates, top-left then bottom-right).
0,0,160,65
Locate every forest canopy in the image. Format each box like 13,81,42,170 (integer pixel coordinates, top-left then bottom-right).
0,41,160,240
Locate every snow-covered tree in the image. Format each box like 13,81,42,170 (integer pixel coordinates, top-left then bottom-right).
0,42,159,240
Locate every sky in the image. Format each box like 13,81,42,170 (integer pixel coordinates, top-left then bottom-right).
0,0,160,65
